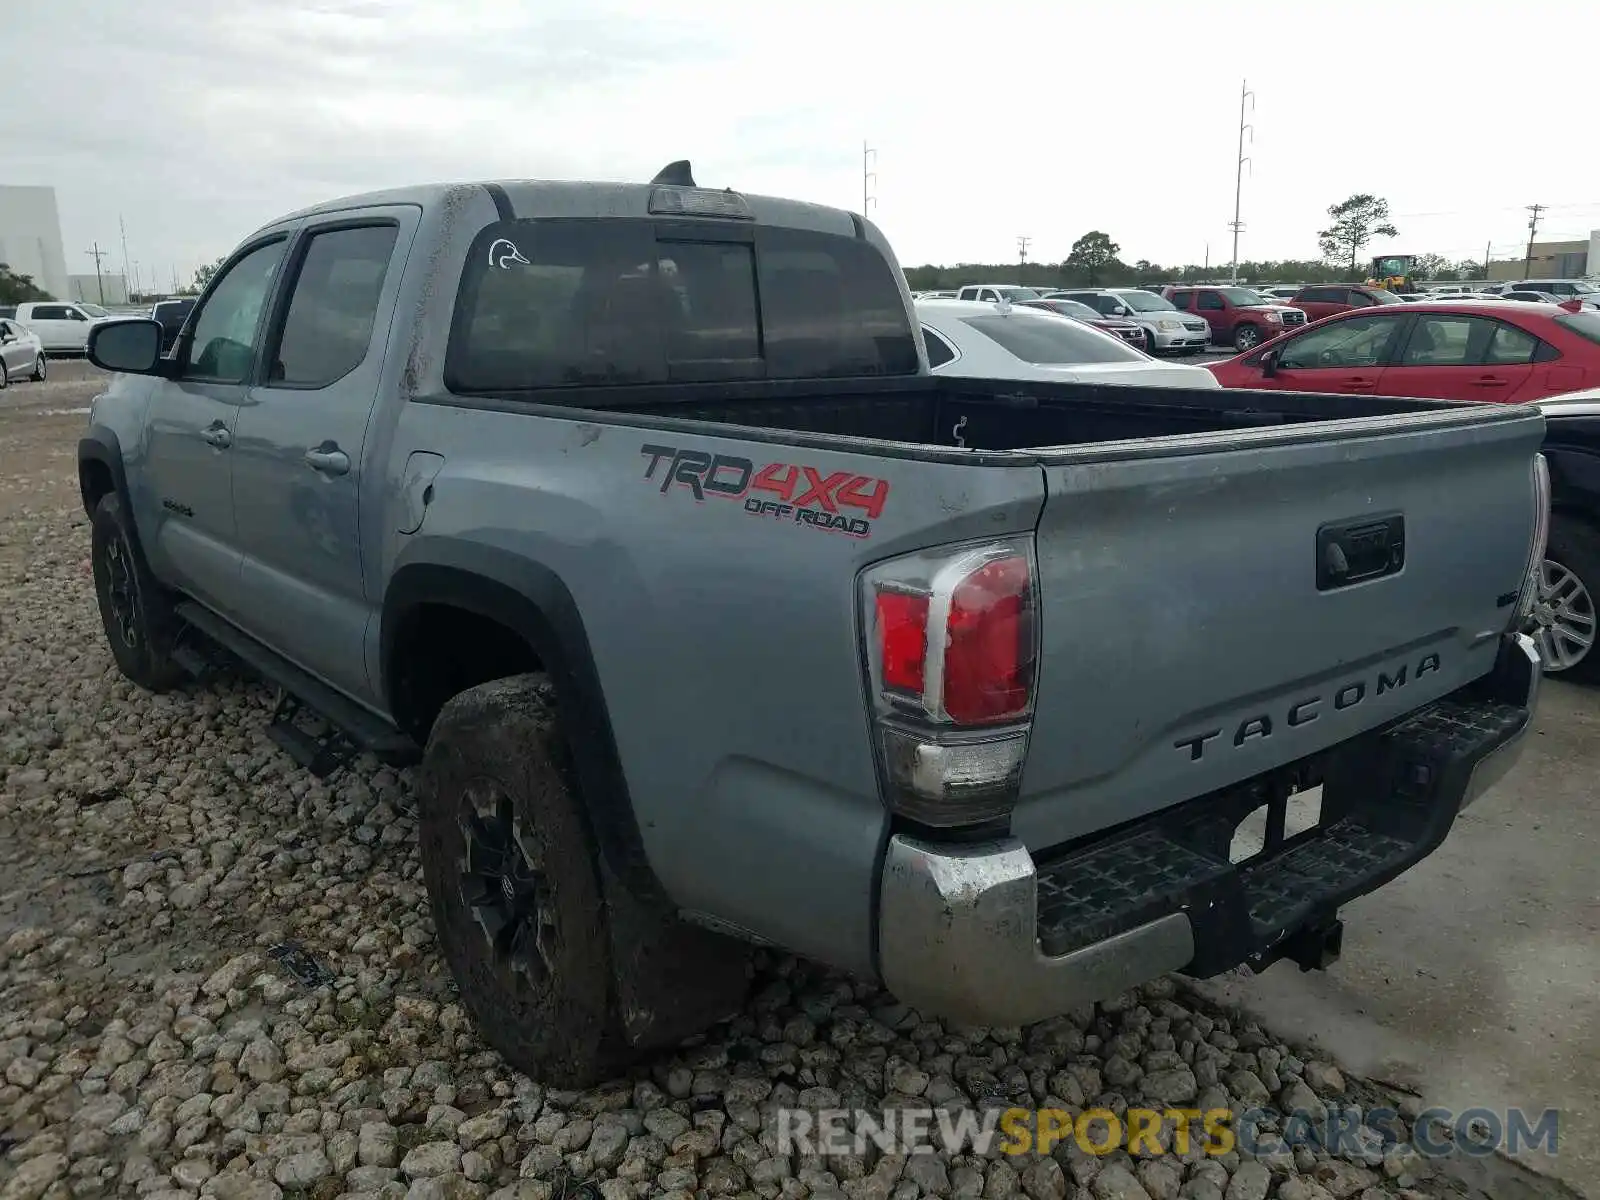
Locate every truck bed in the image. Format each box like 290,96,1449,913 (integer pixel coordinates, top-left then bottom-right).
586,374,1486,457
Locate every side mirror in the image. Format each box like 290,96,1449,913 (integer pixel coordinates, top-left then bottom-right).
1259,349,1280,377
87,318,166,375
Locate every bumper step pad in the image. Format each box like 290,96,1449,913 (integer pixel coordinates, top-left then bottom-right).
1032,695,1529,974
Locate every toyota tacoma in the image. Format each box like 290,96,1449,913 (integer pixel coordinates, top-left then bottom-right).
78,161,1548,1086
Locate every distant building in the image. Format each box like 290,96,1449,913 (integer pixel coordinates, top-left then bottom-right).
1486,233,1598,282
68,273,129,305
0,185,70,300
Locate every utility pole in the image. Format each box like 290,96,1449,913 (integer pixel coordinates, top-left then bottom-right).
1484,239,1492,281
119,216,132,302
862,142,877,218
1017,236,1031,269
1523,204,1545,280
85,242,108,305
1229,79,1255,285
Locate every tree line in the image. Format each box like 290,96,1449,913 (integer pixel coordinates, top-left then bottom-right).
904,194,1489,291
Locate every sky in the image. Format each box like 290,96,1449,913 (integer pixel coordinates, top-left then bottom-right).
6,0,1600,291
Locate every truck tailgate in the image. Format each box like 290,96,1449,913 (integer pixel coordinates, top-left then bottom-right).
1013,406,1544,851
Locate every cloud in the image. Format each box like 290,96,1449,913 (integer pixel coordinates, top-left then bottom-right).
4,0,1596,287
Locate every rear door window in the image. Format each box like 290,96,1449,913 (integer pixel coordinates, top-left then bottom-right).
1197,290,1224,311
446,219,918,391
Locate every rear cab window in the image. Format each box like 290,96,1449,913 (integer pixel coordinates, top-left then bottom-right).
446,219,920,392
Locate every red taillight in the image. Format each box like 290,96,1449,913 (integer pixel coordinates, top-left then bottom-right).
943,555,1032,723
862,538,1038,827
876,590,929,695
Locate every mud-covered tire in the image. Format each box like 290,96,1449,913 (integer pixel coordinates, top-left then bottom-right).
417,673,626,1087
1536,515,1600,683
90,492,186,692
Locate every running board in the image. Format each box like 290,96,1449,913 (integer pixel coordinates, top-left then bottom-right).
174,601,420,770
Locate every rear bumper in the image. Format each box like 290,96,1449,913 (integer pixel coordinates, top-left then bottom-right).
877,632,1540,1027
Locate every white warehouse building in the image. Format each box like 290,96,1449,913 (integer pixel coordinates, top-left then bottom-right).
0,185,70,301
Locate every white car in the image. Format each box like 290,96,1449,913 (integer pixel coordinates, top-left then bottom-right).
12,301,109,353
0,318,46,385
916,298,1221,389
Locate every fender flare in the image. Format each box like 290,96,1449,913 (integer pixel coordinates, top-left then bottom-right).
77,424,161,573
381,543,667,904
77,424,131,518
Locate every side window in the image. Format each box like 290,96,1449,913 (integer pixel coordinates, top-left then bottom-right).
1197,291,1224,311
65,308,89,321
1483,322,1540,366
184,240,288,384
977,289,996,302
656,240,760,379
1298,288,1331,304
1345,290,1375,307
267,224,399,388
922,326,956,368
1171,291,1193,307
1088,295,1119,315
1397,315,1488,367
32,305,68,320
1278,315,1405,370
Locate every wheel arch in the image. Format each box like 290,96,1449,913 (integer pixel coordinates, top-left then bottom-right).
381,546,667,904
78,425,129,520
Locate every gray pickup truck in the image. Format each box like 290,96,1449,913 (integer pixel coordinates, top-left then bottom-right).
79,162,1548,1087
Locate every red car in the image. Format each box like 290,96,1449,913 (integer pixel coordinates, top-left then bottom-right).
1285,283,1405,322
1019,298,1149,351
1206,298,1600,403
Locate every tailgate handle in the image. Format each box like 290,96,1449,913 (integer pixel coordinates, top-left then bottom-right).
1317,513,1405,591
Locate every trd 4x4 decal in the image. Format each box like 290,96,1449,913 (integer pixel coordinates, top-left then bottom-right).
640,443,890,539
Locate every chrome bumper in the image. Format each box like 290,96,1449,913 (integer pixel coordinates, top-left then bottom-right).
877,632,1540,1027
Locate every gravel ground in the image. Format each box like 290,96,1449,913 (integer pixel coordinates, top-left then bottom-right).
0,364,1582,1200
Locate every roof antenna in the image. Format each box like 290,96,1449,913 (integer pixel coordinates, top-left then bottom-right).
651,160,696,187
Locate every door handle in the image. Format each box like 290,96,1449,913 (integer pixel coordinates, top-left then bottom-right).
1343,377,1375,390
1472,376,1509,387
200,423,231,449
304,445,350,476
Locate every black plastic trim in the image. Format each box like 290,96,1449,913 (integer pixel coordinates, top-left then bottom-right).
482,183,514,221
381,555,668,904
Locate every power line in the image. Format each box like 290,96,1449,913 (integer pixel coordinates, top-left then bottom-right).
1524,204,1546,280
84,242,108,305
1017,236,1031,267
862,142,877,218
1229,79,1254,285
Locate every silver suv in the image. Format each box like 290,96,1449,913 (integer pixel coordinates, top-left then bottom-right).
1057,288,1212,355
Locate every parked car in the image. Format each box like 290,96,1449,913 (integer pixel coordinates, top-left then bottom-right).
12,301,109,353
1016,296,1150,348
1162,285,1307,351
150,298,196,352
1257,286,1302,300
916,298,1212,386
79,163,1545,1087
1519,279,1600,301
954,283,1041,302
1055,288,1212,355
1533,386,1600,680
0,318,46,385
1206,298,1600,403
1491,290,1566,305
1285,284,1406,323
